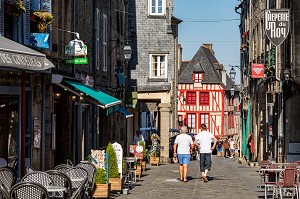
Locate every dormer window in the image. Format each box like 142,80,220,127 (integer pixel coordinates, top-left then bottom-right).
193,72,203,83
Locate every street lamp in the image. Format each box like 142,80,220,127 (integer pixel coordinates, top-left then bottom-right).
283,69,290,81
229,67,236,82
230,86,235,97
123,42,132,62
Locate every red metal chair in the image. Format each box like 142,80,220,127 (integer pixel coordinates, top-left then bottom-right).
276,168,298,199
264,164,278,199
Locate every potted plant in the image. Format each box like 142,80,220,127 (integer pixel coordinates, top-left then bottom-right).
30,10,54,33
93,168,110,198
4,0,26,17
138,142,147,171
150,151,160,166
106,143,123,192
134,161,142,177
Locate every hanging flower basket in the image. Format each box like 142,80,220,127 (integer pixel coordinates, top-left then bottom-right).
4,0,26,17
30,11,54,33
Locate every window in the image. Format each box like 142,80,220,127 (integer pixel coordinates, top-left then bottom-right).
200,92,209,105
150,54,167,78
102,14,108,72
200,113,209,128
148,0,165,15
95,9,100,70
228,112,234,128
186,92,196,105
178,115,183,126
193,73,203,83
187,114,196,129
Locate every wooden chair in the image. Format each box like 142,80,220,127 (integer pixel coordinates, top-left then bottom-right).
46,170,72,198
0,167,17,199
276,168,298,199
10,182,49,199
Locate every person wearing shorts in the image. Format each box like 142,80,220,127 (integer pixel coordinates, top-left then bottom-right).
194,124,217,183
173,125,193,182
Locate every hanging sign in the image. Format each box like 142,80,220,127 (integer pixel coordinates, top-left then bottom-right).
65,39,87,56
252,63,264,78
265,9,290,46
65,58,88,65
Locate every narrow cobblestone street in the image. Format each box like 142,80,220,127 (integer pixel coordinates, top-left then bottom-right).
114,156,263,199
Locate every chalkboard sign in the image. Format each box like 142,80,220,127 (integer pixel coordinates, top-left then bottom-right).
112,142,123,177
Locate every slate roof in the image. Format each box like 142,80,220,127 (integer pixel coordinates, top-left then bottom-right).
178,45,238,91
179,45,222,84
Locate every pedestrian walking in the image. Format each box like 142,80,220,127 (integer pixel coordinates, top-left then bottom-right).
216,139,223,157
222,138,230,158
133,130,145,145
194,124,217,182
229,137,235,158
173,125,193,182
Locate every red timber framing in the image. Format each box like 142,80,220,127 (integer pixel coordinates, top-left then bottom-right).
177,83,225,136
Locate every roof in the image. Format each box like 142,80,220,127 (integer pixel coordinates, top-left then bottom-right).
178,45,223,84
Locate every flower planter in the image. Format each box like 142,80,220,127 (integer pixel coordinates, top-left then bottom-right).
109,178,123,192
93,183,111,198
135,165,142,178
150,156,160,166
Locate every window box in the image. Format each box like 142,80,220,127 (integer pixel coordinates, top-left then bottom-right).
4,0,26,17
30,11,53,33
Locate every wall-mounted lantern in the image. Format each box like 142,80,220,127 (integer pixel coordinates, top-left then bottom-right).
123,42,132,62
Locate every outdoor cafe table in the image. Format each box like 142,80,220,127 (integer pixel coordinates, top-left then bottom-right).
124,157,138,185
44,185,67,199
260,168,284,183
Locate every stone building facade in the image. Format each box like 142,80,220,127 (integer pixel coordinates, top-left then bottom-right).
237,0,300,163
128,0,181,162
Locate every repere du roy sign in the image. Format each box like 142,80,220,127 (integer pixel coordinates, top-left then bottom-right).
265,9,290,46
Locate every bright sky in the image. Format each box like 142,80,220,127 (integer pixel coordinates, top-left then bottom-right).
174,0,241,83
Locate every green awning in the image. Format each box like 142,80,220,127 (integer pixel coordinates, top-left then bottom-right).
64,80,122,108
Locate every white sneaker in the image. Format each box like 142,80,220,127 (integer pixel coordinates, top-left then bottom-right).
229,157,233,159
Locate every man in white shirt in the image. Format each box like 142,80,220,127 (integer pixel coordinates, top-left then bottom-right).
194,124,217,183
173,125,193,182
133,130,145,145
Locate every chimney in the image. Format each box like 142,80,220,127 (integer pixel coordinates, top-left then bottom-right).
178,44,182,70
221,68,227,87
202,43,214,56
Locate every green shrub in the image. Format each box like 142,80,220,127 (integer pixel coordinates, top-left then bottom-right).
106,143,119,178
94,168,107,184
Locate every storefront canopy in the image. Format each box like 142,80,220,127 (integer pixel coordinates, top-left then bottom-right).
0,36,55,71
119,107,133,118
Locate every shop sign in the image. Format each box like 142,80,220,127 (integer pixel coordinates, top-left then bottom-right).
129,145,144,159
265,9,290,46
112,142,123,176
65,58,88,65
65,39,87,56
252,63,264,78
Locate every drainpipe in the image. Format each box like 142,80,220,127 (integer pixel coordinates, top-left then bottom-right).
274,0,283,163
41,74,45,171
92,0,97,149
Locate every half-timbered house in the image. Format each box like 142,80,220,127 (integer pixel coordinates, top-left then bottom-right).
178,44,238,137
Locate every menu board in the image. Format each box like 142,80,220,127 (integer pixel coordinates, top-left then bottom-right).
112,142,123,177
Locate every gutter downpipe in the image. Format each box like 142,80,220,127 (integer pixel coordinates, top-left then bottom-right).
275,0,283,163
248,0,253,161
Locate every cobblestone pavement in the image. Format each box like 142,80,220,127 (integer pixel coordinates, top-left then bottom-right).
111,155,265,199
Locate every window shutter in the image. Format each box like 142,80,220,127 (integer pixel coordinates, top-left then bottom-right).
41,0,52,50
23,0,30,45
0,0,4,36
96,8,100,70
31,0,41,10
